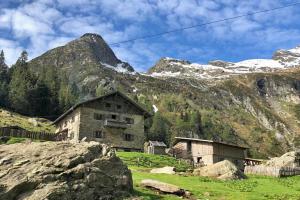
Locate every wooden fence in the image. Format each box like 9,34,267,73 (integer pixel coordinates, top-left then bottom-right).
0,127,61,141
245,165,300,177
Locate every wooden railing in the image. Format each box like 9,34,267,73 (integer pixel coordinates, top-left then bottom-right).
104,119,129,129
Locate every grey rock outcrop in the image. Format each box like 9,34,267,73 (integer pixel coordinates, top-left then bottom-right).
140,179,188,197
150,166,175,174
208,60,234,68
0,142,132,200
265,151,300,167
193,160,246,180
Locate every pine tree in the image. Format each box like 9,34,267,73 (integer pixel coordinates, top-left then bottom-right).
58,74,79,112
17,50,28,65
9,51,36,114
39,66,60,116
0,50,9,107
0,50,5,67
27,80,51,116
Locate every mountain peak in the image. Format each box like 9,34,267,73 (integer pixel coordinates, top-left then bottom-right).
79,33,106,44
30,33,134,73
80,33,103,39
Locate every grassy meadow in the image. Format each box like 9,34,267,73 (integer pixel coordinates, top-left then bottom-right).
117,152,300,200
0,108,55,132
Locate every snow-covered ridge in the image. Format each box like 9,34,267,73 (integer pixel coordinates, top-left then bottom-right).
288,46,300,54
149,46,300,80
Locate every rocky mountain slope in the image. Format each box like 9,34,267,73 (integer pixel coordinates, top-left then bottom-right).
24,33,300,158
28,33,135,100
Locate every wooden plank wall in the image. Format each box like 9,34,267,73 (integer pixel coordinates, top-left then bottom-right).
0,127,62,141
245,165,300,177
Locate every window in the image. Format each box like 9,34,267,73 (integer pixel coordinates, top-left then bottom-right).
111,114,117,120
125,117,134,124
197,157,202,164
117,105,122,109
95,130,104,138
94,113,103,120
71,116,75,122
64,121,68,127
124,133,134,141
105,103,111,108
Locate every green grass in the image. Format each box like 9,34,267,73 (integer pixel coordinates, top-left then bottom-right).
116,152,192,172
0,108,55,132
131,172,300,200
117,152,300,200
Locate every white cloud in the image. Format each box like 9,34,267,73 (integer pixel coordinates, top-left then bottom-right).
12,11,54,37
22,1,62,24
98,0,154,21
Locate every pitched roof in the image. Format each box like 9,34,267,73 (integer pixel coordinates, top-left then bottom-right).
53,91,152,124
174,137,248,149
149,140,167,147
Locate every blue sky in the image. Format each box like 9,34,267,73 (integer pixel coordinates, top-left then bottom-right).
1,0,300,72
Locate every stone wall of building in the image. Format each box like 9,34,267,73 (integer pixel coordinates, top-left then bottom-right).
54,92,148,150
55,108,81,140
79,107,145,150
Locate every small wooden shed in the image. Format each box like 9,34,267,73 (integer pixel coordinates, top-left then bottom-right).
144,141,167,155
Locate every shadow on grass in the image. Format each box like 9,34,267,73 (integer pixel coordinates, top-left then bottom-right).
132,189,165,200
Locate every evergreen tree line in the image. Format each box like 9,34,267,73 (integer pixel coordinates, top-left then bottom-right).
143,103,238,147
145,110,204,147
0,50,79,119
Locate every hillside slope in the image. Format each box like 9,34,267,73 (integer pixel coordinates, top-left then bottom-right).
22,33,300,157
0,109,55,132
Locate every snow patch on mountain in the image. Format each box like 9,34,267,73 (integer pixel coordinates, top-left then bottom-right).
100,62,136,75
232,59,284,69
288,46,300,54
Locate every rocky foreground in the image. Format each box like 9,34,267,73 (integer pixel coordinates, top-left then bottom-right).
0,142,132,200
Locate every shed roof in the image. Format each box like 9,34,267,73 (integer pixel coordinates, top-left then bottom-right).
174,137,248,149
149,140,167,147
53,91,152,124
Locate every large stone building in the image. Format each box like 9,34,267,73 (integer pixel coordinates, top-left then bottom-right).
53,91,151,151
172,137,248,169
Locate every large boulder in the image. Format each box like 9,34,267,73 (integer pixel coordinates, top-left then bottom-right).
0,141,132,200
150,166,175,174
265,151,300,167
193,160,246,180
140,179,188,196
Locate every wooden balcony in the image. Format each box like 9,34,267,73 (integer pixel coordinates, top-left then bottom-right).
104,119,129,129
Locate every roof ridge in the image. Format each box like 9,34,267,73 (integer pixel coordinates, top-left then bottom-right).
53,90,152,124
